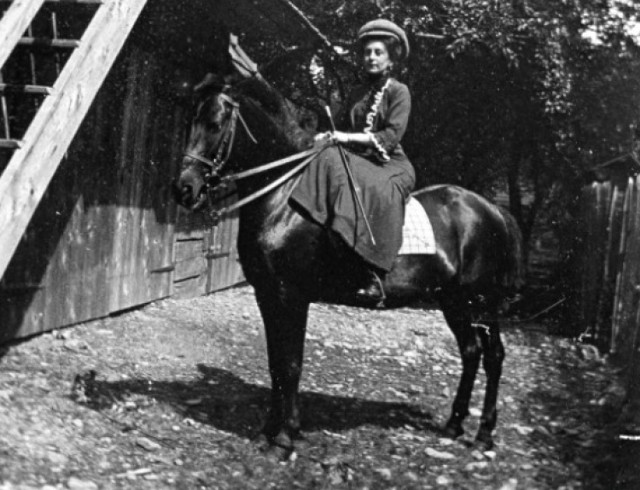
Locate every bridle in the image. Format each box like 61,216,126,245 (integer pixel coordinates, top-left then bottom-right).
183,91,257,177
182,88,327,223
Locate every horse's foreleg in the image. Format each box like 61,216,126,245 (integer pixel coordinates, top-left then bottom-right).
438,290,482,440
254,287,309,452
476,302,505,449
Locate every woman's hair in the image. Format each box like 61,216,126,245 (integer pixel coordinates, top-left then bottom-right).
357,35,404,64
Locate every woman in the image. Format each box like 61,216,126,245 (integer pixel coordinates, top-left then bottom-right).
290,19,416,303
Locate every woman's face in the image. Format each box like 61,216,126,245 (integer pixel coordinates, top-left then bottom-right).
362,40,392,76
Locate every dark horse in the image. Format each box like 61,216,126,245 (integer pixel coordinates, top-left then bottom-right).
174,73,524,455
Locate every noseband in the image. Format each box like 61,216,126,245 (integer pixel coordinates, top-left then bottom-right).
184,91,257,177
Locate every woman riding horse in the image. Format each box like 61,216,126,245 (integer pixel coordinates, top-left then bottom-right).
291,19,415,304
174,22,524,456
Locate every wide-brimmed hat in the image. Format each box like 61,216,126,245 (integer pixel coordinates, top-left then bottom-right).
357,19,409,59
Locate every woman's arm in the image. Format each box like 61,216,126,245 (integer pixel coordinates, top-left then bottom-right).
315,131,375,145
315,82,411,159
367,83,410,161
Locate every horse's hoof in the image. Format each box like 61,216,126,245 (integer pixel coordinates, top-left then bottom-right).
255,433,272,452
293,435,311,452
474,432,495,451
256,431,295,462
262,443,294,462
261,418,280,440
443,423,464,440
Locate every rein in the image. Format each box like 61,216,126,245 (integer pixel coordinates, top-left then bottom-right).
207,146,326,223
184,90,327,223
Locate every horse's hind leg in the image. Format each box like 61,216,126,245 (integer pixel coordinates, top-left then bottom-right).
437,288,482,441
254,287,309,454
475,299,505,449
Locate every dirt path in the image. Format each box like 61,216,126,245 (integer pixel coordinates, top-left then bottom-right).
0,285,630,489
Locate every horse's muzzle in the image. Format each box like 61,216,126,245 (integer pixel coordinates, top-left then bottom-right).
172,179,207,211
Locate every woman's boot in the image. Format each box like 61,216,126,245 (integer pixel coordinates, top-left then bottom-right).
356,269,386,305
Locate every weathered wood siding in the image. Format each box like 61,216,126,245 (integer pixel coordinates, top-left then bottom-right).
579,174,640,365
0,2,244,342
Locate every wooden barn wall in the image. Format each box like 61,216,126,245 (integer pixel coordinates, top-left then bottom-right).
0,2,244,342
173,192,244,300
579,175,640,365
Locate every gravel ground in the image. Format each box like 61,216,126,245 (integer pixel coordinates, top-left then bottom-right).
0,285,632,489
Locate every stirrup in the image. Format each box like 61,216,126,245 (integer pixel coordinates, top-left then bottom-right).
356,270,386,307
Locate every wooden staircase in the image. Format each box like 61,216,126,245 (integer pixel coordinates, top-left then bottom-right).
0,0,148,280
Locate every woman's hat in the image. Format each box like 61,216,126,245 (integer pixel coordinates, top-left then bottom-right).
357,19,409,59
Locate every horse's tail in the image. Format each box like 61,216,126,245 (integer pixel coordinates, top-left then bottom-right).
497,207,526,292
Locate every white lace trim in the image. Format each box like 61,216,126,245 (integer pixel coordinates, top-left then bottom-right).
364,78,392,162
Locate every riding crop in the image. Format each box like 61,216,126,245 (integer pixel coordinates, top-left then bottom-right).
324,106,377,246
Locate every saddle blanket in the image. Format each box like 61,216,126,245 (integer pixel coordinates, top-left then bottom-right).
398,196,436,255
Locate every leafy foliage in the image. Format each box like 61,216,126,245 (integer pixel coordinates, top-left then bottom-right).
237,0,640,247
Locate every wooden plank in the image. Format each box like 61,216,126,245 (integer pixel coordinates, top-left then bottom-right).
580,183,604,334
175,257,205,282
611,178,634,353
205,192,244,293
0,83,53,95
592,182,613,344
0,0,46,69
610,177,640,360
595,182,625,347
108,49,152,312
0,0,149,282
618,177,640,362
172,274,207,300
175,239,204,262
0,139,22,148
106,48,177,313
17,37,81,49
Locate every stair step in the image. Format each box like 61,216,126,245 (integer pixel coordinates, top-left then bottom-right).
0,139,22,149
17,37,80,49
0,83,53,95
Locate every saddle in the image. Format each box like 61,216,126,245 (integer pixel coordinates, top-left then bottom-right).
398,197,436,255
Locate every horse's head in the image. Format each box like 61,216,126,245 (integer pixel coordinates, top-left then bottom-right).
173,73,317,211
173,73,244,210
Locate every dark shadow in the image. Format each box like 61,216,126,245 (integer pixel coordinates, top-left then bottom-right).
73,364,438,440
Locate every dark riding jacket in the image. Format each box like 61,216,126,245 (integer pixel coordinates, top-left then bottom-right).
291,75,415,271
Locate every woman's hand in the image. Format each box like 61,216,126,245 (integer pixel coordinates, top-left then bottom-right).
330,131,351,144
314,131,351,144
315,131,366,145
314,131,331,142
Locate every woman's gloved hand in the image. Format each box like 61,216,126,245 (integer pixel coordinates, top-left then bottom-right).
314,131,352,144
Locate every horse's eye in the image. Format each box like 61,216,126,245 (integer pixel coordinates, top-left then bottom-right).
206,121,220,132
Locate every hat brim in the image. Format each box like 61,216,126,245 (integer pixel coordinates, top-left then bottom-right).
361,29,401,41
359,31,409,59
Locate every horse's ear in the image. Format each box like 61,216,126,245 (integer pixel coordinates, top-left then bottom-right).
194,73,224,93
223,72,242,86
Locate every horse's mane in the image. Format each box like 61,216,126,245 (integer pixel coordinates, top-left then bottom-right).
235,77,316,152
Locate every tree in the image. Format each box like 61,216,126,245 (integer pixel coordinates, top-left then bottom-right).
234,0,640,251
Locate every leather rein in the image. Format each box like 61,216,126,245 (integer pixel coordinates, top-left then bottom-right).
183,91,325,223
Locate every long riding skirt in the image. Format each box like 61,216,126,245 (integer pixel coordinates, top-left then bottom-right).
290,145,415,272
